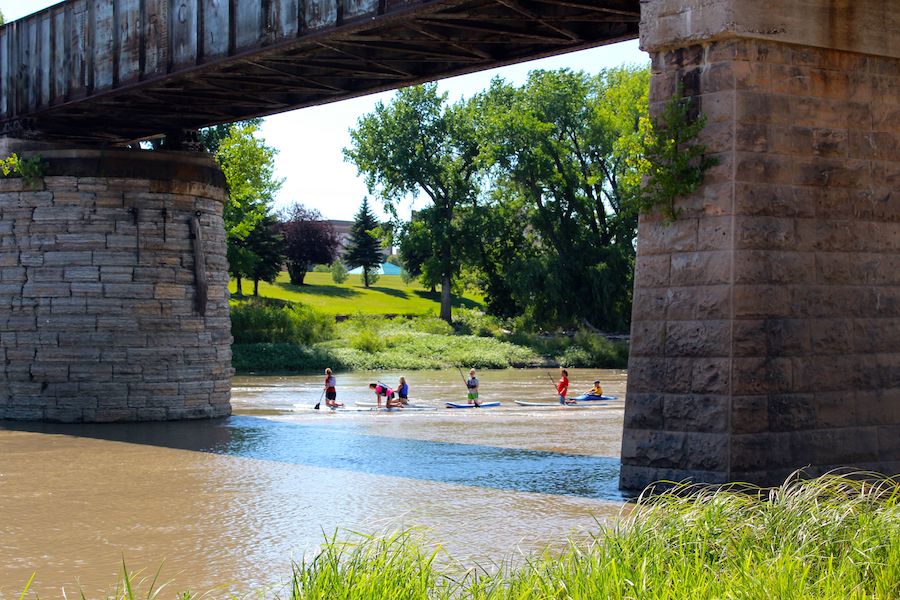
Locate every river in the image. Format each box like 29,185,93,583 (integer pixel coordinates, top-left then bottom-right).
0,368,627,597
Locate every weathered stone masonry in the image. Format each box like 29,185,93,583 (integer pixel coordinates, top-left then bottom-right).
0,145,232,422
621,0,900,489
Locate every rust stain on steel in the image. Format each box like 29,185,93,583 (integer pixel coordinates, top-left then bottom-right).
0,0,640,143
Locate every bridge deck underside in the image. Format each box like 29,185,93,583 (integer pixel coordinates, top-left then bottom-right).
0,0,639,144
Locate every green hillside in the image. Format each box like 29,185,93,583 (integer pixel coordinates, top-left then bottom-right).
229,272,483,315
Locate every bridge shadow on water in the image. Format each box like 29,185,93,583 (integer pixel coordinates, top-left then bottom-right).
0,416,627,503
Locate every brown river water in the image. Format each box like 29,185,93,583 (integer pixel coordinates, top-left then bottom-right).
0,368,627,597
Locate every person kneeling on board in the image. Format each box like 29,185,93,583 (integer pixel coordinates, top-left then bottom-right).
369,382,402,409
397,376,410,406
324,368,343,408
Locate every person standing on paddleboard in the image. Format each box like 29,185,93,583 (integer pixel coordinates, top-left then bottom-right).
557,368,571,405
324,368,342,408
466,368,481,407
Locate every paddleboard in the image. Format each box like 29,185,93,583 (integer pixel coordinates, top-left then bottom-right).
444,401,501,409
570,394,618,401
514,400,585,407
355,401,433,409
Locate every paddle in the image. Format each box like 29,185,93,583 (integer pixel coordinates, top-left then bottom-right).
313,388,325,410
458,367,480,407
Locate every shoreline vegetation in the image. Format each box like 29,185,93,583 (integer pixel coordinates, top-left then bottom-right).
229,275,629,374
26,472,900,599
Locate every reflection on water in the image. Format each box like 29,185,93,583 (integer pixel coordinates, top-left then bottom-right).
0,368,627,597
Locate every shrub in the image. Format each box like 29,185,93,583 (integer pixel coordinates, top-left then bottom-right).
557,346,593,368
570,329,629,368
313,263,330,272
349,328,387,353
409,316,454,335
232,343,345,373
453,308,502,337
330,261,349,284
230,300,334,345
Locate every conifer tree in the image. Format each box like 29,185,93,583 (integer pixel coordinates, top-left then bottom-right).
344,198,383,288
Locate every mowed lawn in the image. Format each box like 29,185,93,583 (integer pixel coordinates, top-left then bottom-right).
229,271,484,315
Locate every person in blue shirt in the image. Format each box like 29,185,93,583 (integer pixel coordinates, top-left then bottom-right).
397,376,410,406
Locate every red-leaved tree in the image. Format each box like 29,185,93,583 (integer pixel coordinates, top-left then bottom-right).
279,203,339,286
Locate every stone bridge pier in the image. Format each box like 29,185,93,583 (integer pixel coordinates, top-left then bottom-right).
621,0,900,489
0,142,232,421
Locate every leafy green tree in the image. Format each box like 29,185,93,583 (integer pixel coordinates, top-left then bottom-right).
245,213,285,296
344,198,383,288
345,84,480,322
201,119,262,154
218,122,282,243
216,123,282,294
473,66,650,330
397,208,442,292
0,10,5,25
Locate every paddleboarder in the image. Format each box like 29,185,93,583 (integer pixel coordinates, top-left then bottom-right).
466,368,481,407
324,367,342,408
557,368,573,405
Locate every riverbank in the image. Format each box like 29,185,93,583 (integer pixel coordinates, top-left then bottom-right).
230,299,629,374
30,473,899,599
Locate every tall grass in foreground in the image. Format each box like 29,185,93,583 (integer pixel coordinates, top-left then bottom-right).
23,473,900,599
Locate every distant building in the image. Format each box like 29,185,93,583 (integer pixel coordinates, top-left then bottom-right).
327,219,395,260
328,220,355,256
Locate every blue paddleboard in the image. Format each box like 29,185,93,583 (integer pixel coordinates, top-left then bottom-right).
445,401,501,409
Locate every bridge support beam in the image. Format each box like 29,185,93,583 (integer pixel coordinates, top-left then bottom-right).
0,142,232,422
621,0,900,489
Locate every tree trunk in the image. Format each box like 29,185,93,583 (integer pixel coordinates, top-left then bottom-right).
440,273,452,323
253,278,260,296
363,267,370,288
235,275,243,297
287,262,307,285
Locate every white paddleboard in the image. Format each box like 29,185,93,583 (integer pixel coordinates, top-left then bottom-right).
514,400,588,408
355,401,433,409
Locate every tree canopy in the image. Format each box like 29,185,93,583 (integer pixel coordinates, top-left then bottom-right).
345,83,479,321
347,65,650,330
469,66,649,330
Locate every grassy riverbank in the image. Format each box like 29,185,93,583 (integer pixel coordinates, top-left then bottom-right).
230,299,628,374
230,272,484,316
48,473,900,599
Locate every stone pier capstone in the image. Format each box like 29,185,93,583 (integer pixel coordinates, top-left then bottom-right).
0,143,232,422
621,0,900,489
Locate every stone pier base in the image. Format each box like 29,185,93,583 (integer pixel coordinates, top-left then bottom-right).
621,0,900,489
0,143,232,422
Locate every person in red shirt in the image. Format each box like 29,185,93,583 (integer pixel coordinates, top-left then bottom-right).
557,368,572,405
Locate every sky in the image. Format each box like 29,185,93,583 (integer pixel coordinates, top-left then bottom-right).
0,1,648,220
